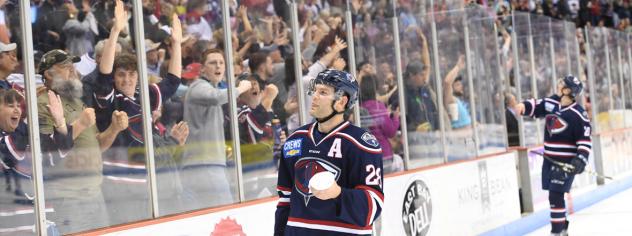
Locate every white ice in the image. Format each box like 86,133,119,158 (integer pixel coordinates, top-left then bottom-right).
525,186,632,236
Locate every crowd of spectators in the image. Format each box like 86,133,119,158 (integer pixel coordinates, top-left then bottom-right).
496,0,632,31
0,0,365,233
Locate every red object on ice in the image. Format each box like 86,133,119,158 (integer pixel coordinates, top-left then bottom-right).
210,217,246,236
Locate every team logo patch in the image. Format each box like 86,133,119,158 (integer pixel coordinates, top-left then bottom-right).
362,132,379,147
545,102,555,112
294,157,341,205
545,114,568,136
283,139,302,158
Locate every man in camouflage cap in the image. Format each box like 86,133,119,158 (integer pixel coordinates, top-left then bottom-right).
38,49,81,75
38,49,129,234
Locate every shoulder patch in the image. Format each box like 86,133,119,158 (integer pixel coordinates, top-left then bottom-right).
582,111,588,118
361,132,379,147
545,102,555,112
283,138,303,158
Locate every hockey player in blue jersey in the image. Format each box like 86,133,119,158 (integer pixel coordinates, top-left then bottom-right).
512,75,591,236
274,69,384,235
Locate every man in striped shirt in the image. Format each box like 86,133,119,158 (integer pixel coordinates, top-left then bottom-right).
512,75,591,236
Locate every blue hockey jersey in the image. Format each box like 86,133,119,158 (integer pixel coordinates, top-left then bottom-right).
275,121,384,236
522,95,592,163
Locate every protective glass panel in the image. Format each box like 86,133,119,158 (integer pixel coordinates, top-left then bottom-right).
31,0,149,233
467,6,506,155
609,31,625,111
531,15,555,103
1,2,36,235
617,32,630,128
610,31,628,129
176,0,240,212
34,1,155,229
234,1,291,201
137,0,190,216
551,18,570,79
78,1,154,228
434,8,476,161
354,4,403,174
400,6,444,168
586,27,612,133
626,36,632,127
511,11,540,147
296,0,350,124
565,22,581,80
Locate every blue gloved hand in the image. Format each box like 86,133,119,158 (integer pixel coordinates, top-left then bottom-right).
570,154,588,174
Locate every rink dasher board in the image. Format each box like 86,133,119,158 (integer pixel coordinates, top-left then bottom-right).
99,151,521,236
380,151,521,236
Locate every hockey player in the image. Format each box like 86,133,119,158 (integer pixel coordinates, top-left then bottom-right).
512,75,591,236
274,69,384,235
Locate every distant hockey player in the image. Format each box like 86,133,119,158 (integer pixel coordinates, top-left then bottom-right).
274,69,384,235
511,75,591,236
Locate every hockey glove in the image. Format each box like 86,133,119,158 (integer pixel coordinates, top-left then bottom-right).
570,154,588,175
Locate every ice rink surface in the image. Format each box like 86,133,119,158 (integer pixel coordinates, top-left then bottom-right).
526,186,632,236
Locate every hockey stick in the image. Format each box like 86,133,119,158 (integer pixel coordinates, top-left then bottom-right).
529,151,613,180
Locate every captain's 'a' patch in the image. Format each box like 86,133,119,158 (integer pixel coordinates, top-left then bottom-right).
361,132,379,147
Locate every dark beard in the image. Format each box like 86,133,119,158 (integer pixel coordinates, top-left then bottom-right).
51,78,83,99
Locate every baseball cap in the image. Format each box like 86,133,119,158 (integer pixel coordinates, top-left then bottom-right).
145,39,161,52
0,42,16,52
38,49,80,74
182,63,201,80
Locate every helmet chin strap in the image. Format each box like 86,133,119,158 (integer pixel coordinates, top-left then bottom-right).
316,100,345,124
